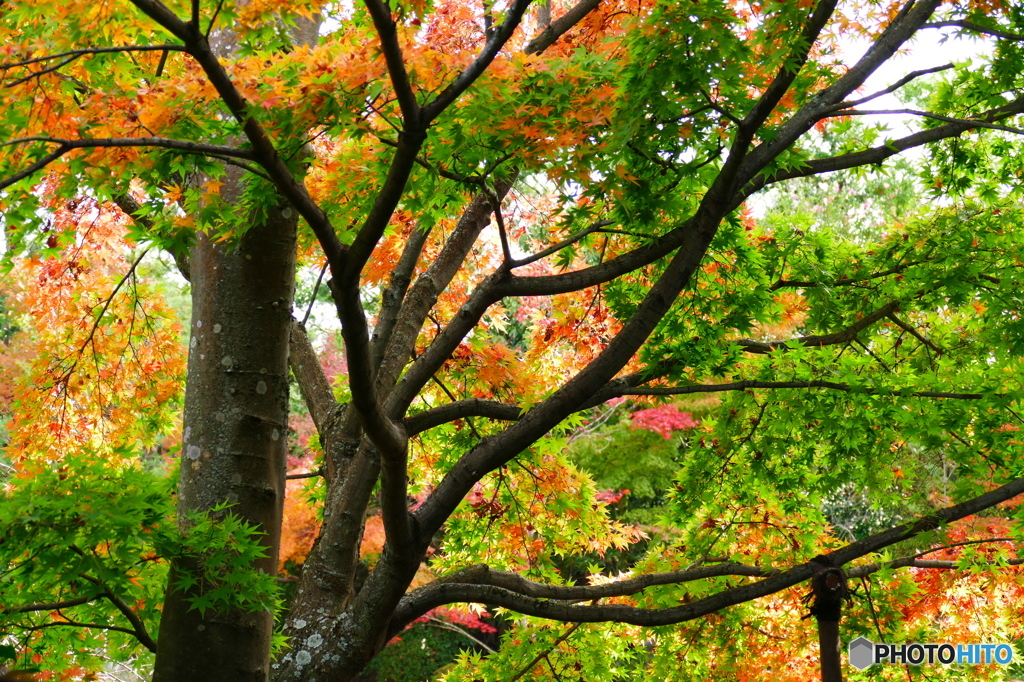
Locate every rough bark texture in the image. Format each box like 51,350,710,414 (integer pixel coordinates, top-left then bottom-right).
153,206,297,682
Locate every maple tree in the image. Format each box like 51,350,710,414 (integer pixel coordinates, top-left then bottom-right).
3,0,1024,680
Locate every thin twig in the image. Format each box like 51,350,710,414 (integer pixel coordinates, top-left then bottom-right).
302,259,329,327
0,595,94,615
286,468,324,480
0,44,187,71
206,0,226,39
921,20,1024,41
831,64,954,110
824,108,1024,136
13,619,142,637
79,248,151,355
76,569,158,653
511,219,616,268
509,622,583,681
429,375,483,440
419,615,497,653
623,379,991,401
887,312,943,354
484,183,513,268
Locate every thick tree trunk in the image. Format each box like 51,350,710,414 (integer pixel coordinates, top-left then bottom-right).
153,205,297,681
272,546,423,681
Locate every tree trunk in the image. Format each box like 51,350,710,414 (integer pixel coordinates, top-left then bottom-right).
808,563,847,682
272,546,423,681
818,620,843,682
153,204,297,681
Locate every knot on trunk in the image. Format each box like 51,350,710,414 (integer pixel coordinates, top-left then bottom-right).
803,565,850,623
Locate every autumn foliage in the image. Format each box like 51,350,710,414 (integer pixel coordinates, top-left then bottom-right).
3,0,1024,681
2,194,185,466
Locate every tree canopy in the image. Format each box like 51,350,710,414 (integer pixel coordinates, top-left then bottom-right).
3,0,1024,680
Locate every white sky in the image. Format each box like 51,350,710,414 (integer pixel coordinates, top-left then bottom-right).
846,29,988,117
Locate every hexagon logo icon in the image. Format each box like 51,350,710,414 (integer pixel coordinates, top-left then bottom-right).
849,636,876,670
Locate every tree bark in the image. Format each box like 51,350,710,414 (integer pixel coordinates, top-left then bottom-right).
818,620,843,682
808,563,847,682
272,545,424,681
153,205,297,682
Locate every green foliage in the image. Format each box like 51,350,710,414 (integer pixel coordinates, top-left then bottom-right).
174,503,281,618
363,625,480,682
761,148,921,243
0,455,280,673
442,621,640,682
0,455,172,675
567,401,707,526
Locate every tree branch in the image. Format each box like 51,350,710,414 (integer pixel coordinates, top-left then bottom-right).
702,0,838,211
113,193,191,281
485,183,514,268
403,373,993,437
509,622,582,681
1,45,188,87
523,0,600,55
623,380,988,401
734,0,945,190
382,180,515,415
329,272,412,549
77,572,158,652
733,300,899,354
128,0,344,271
402,364,669,435
393,474,1024,630
921,19,1024,41
770,258,934,291
421,0,534,123
733,92,1024,205
288,319,347,475
371,223,433,370
405,398,523,434
740,0,838,135
831,63,954,111
825,108,1024,136
101,589,159,653
847,557,1024,577
77,249,151,359
887,312,943,354
127,1,406,538
511,219,614,268
0,44,188,71
388,212,700,420
361,0,421,124
286,469,323,480
0,595,95,615
408,560,772,606
413,203,725,542
14,619,145,639
0,137,255,191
